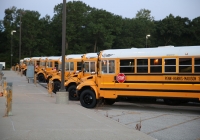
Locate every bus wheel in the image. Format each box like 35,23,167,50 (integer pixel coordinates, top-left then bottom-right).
68,85,79,100
104,99,116,105
23,70,26,76
164,99,181,105
53,81,61,94
38,74,45,82
80,90,96,108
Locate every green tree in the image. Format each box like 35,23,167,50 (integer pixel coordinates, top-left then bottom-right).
52,1,92,54
191,17,200,45
113,18,135,49
86,9,120,52
114,9,155,49
50,3,63,55
0,20,9,67
1,6,18,67
66,1,92,54
135,9,154,21
155,14,195,46
1,6,58,67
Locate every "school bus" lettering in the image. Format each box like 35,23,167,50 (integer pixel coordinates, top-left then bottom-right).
165,76,198,81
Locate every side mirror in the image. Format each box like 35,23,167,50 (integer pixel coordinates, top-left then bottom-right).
91,72,96,75
75,71,79,74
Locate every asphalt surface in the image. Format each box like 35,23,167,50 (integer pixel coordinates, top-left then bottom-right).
94,101,200,140
0,70,155,140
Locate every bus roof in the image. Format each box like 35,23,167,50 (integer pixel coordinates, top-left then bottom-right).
84,53,98,59
46,56,61,60
30,57,41,60
39,57,48,60
66,54,83,60
101,46,200,58
23,58,30,61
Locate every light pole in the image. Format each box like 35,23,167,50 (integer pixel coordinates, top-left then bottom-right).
19,14,22,67
19,11,26,71
56,0,68,104
146,34,150,48
61,0,66,91
11,30,16,69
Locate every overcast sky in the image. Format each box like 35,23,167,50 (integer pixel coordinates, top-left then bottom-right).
0,0,200,21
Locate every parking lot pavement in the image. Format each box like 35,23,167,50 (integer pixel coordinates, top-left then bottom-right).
93,101,200,140
0,70,155,140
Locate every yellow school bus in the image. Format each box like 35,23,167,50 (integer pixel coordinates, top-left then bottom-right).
13,59,23,72
29,57,41,73
36,57,47,82
49,54,83,94
64,53,98,100
37,56,60,82
76,46,200,108
35,57,48,76
14,63,20,71
21,57,31,75
19,59,24,71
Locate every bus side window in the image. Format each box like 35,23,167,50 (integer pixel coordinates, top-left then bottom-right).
179,58,192,73
101,60,107,73
120,59,134,73
150,58,162,73
50,62,52,67
70,62,74,71
194,58,200,73
85,62,89,72
55,62,59,70
37,61,40,66
65,62,69,71
164,58,176,73
77,62,82,71
109,60,115,73
46,62,49,67
90,62,95,72
137,59,148,73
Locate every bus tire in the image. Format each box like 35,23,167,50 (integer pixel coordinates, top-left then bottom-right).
80,89,96,108
23,70,26,76
68,85,79,100
104,99,116,105
38,74,45,83
53,81,61,94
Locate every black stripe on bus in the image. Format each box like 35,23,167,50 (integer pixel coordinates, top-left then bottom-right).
115,81,200,84
100,88,200,93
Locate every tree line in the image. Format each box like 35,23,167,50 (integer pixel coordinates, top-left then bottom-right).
0,1,200,68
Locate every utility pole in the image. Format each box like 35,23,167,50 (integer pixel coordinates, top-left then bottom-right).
19,14,21,65
56,0,68,104
11,30,16,69
61,0,66,91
